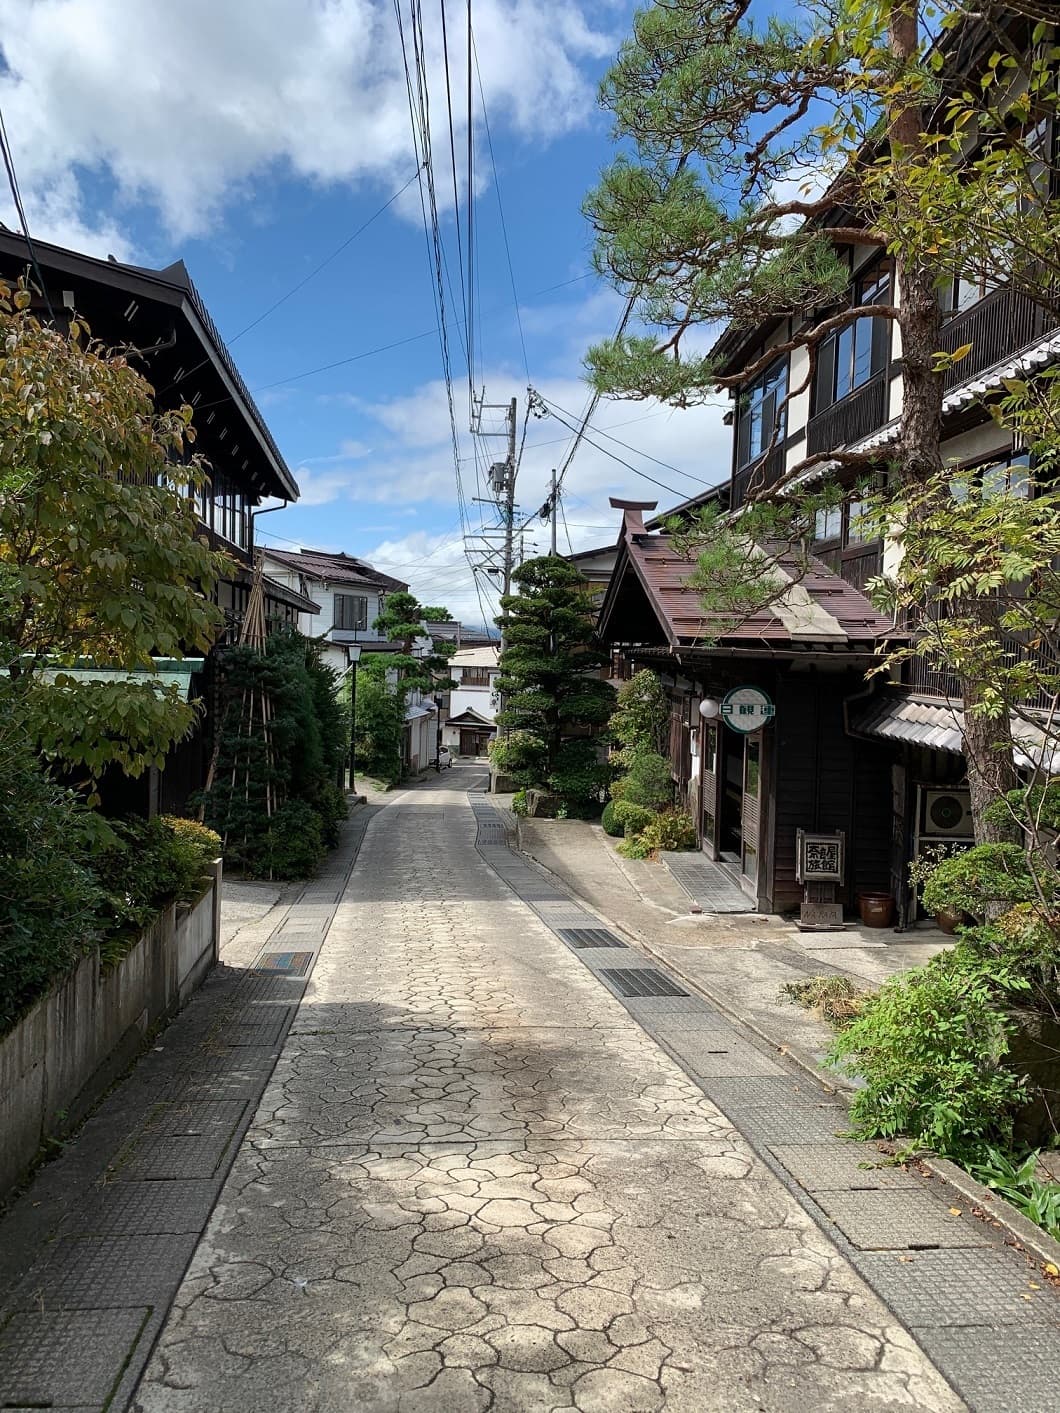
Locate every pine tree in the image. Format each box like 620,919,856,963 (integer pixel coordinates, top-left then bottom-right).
494,556,615,804
584,1,1060,842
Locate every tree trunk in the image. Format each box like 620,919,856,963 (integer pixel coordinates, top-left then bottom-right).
961,672,1019,844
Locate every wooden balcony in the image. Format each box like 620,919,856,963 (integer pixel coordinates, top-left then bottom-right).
806,373,889,456
730,446,785,509
939,285,1060,390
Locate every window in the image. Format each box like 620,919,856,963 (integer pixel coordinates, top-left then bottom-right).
736,358,788,468
846,499,872,545
814,506,842,543
702,723,718,777
952,450,1032,503
334,593,369,631
461,667,492,687
814,261,891,413
744,737,761,799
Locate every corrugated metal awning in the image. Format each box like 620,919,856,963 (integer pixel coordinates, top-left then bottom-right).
853,690,1060,770
40,657,205,700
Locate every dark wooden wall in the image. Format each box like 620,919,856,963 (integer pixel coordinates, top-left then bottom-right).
770,668,893,912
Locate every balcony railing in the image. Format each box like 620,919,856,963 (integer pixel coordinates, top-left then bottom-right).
806,373,889,456
908,638,1060,712
730,446,785,509
939,285,1060,390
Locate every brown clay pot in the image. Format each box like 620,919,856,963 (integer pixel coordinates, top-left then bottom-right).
858,892,896,928
934,909,964,936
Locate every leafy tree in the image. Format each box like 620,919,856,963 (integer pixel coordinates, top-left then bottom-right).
609,669,669,767
583,0,1060,842
0,282,226,783
354,669,407,787
494,556,615,801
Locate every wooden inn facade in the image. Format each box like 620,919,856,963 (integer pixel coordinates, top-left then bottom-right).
594,16,1060,923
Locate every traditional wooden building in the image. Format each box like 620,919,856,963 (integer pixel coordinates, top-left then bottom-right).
0,232,315,811
599,500,900,914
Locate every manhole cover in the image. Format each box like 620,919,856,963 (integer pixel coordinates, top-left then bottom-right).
255,951,313,977
557,928,626,949
599,967,688,997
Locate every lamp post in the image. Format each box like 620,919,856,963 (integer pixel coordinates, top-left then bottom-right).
347,644,362,794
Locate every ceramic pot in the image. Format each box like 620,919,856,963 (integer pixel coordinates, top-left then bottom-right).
858,892,896,928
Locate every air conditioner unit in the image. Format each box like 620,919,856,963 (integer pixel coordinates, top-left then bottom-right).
922,789,974,838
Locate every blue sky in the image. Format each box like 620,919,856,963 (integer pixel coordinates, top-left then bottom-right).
0,0,730,626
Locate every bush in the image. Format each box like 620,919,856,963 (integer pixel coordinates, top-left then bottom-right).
609,670,669,767
602,800,655,837
312,781,348,848
261,800,325,880
829,945,1025,1158
617,832,654,860
549,739,609,810
0,717,103,1031
921,843,1037,920
610,749,673,810
641,810,696,852
511,789,530,817
160,816,222,859
489,730,548,789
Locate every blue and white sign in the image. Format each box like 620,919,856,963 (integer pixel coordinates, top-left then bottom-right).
721,685,775,734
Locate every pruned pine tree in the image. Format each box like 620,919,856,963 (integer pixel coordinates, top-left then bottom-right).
584,0,1060,841
495,557,615,803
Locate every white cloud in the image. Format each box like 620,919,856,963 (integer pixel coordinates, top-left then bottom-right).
0,0,614,248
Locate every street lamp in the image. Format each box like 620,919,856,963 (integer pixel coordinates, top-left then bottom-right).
347,644,362,794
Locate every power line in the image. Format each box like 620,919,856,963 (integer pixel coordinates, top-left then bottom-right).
535,391,714,487
0,102,54,321
529,399,690,499
229,167,424,344
470,24,528,380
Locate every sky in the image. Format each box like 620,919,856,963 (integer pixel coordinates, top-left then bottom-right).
0,0,732,628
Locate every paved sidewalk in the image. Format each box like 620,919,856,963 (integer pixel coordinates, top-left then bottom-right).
513,814,950,1076
131,767,976,1412
0,805,376,1413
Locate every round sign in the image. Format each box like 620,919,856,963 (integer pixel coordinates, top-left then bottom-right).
720,685,775,734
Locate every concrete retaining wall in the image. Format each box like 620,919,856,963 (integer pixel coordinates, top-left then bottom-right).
0,859,222,1201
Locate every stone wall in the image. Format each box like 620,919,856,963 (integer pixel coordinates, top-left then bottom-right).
0,860,222,1200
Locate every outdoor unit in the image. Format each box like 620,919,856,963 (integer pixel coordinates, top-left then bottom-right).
921,788,974,839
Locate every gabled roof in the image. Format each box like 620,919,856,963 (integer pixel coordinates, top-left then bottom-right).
598,500,898,658
447,707,496,728
451,646,500,669
0,233,298,502
261,547,408,592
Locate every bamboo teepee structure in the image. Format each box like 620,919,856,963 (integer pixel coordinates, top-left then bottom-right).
201,556,279,846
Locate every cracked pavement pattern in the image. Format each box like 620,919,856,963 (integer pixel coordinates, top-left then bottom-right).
134,772,963,1412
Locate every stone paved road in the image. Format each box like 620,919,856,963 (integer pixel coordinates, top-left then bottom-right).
132,768,970,1413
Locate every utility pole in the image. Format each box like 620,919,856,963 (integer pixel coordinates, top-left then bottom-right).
549,468,558,557
470,392,519,649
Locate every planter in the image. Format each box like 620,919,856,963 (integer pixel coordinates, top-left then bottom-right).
934,908,965,936
858,891,896,928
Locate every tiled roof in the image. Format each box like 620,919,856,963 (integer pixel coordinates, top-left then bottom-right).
451,646,500,668
262,548,408,592
600,501,897,655
852,689,1058,770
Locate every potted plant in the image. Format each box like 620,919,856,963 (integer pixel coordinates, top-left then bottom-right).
909,843,967,932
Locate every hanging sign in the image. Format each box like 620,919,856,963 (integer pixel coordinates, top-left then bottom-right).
721,685,775,734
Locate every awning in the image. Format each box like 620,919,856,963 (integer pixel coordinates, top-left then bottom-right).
39,657,205,700
446,708,496,729
852,690,1059,771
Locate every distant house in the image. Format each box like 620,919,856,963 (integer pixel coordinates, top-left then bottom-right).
565,544,619,603
260,546,445,774
259,548,409,672
0,232,314,813
442,646,501,757
430,620,499,651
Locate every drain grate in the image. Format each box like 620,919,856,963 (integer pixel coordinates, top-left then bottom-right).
600,967,688,998
557,927,626,949
254,951,313,977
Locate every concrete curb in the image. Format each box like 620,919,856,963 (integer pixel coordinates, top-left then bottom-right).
509,824,1060,1276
